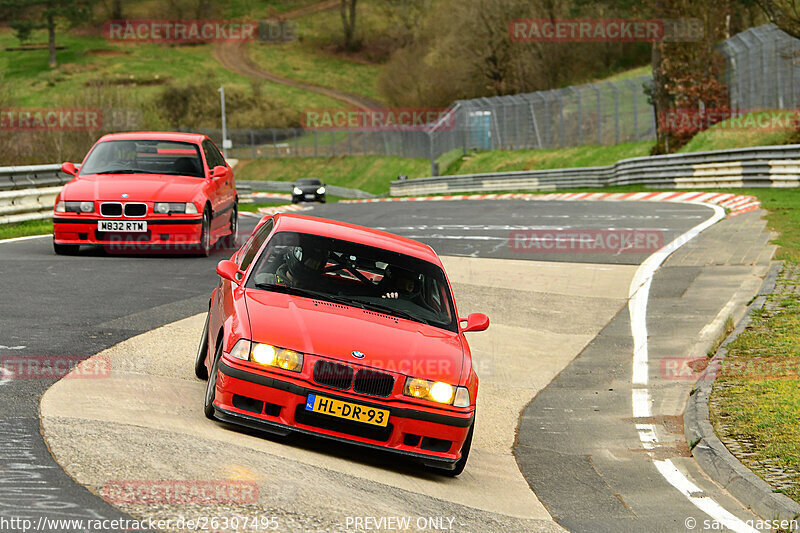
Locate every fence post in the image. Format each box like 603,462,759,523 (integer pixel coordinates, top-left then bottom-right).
610,82,619,145
250,130,256,158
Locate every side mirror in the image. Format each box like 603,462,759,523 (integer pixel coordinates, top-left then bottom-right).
216,260,243,284
461,313,489,333
61,162,77,176
209,165,227,179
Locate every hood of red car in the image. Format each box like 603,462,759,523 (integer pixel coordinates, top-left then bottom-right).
244,290,465,384
63,174,204,202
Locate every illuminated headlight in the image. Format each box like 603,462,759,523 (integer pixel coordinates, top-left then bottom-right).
403,378,466,405
250,342,303,372
293,187,302,195
56,201,94,213
155,202,195,214
316,186,325,194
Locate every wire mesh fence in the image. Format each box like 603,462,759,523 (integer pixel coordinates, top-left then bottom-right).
203,24,800,167
719,24,800,111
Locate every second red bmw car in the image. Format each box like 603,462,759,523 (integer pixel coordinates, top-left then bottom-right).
196,213,489,475
53,132,237,256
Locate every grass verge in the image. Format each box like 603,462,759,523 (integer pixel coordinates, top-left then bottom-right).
0,219,53,240
234,155,430,195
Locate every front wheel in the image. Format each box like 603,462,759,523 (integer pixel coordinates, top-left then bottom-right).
197,208,211,257
194,312,210,380
222,203,239,249
203,339,223,420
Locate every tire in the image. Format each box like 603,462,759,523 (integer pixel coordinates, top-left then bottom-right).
222,203,239,249
53,241,79,255
197,208,211,257
431,423,474,477
203,338,223,420
194,312,210,380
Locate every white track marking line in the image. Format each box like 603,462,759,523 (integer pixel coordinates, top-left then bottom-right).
0,367,12,386
0,234,50,244
655,460,760,533
629,202,759,532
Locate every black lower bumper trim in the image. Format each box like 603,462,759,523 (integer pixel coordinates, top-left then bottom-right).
218,360,474,428
213,406,458,467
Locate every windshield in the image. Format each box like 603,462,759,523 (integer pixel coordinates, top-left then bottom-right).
79,140,205,177
247,231,457,332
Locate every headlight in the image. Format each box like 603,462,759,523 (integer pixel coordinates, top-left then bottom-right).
229,339,251,361
316,186,326,194
404,377,464,405
56,201,94,213
250,342,303,372
154,202,193,214
293,187,302,195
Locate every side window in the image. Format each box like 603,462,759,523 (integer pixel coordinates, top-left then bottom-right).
239,219,273,271
209,142,226,167
203,140,225,168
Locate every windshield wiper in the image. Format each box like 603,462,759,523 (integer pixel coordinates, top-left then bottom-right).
354,301,428,325
252,283,426,323
94,169,161,175
254,284,359,306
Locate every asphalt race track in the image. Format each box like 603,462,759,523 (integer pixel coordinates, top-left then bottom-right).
0,200,775,532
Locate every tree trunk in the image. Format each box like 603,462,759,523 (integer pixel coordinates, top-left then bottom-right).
112,0,122,19
340,0,357,51
48,15,57,69
651,42,673,152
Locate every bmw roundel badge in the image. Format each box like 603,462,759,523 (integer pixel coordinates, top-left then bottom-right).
351,351,365,359
121,193,129,198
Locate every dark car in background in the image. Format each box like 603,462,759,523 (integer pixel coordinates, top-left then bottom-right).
292,178,326,204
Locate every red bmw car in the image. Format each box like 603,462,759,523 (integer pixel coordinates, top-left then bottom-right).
52,132,237,255
196,213,489,475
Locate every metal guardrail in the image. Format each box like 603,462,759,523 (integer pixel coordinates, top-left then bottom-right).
390,145,800,196
0,165,67,224
0,165,261,225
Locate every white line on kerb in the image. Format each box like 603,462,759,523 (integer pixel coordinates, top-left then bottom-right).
629,202,759,533
0,234,50,244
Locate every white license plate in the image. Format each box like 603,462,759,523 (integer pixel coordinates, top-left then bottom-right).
98,220,147,232
305,194,314,199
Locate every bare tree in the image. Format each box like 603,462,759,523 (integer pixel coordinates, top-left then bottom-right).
753,0,800,37
340,0,358,51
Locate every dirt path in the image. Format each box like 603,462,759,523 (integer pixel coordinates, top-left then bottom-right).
214,0,383,110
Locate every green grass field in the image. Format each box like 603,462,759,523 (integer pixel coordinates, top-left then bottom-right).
0,219,53,241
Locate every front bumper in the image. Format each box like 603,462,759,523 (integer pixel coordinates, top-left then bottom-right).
53,215,203,248
292,192,325,203
214,359,474,469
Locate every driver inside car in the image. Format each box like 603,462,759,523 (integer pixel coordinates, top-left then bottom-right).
273,246,329,290
380,266,423,303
